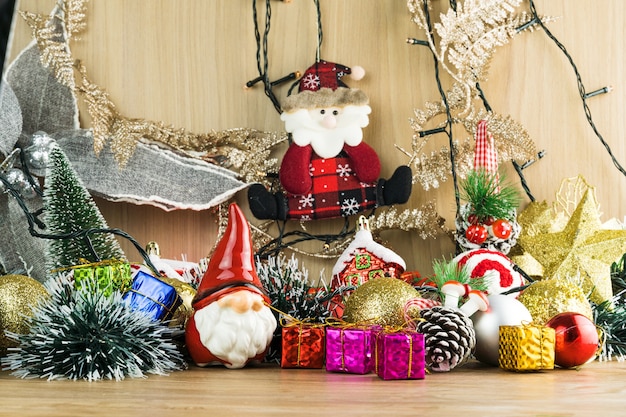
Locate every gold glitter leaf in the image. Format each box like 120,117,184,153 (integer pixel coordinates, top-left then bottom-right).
408,138,474,190
20,11,75,89
62,0,88,39
458,111,537,163
369,203,448,240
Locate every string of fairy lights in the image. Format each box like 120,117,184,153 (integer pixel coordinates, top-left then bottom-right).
0,132,161,275
1,0,624,265
404,0,623,207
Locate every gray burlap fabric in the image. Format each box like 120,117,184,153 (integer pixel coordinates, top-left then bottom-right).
4,30,79,137
55,130,248,211
0,19,77,279
1,10,247,278
0,194,48,282
0,82,22,158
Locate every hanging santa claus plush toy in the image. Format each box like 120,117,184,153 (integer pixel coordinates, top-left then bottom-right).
185,203,277,368
248,60,412,221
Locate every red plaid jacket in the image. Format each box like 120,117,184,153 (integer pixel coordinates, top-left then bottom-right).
280,144,379,220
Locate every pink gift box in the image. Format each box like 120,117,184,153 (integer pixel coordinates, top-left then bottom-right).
325,327,375,374
375,331,425,380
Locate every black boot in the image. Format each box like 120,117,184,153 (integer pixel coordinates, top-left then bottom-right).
248,184,288,220
376,165,412,206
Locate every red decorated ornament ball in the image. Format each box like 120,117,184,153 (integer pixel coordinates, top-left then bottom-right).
465,224,488,244
490,219,512,239
546,312,599,368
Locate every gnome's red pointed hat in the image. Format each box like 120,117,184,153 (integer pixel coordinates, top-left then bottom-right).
192,203,269,310
282,60,369,112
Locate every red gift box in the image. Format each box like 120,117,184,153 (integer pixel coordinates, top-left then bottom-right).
280,323,325,369
375,330,425,380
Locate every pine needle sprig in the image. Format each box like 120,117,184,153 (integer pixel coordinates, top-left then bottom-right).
256,254,346,363
611,254,626,303
593,297,626,362
256,254,335,322
460,169,521,221
428,258,491,304
1,276,185,381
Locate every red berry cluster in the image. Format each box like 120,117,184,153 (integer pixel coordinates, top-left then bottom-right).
465,215,512,244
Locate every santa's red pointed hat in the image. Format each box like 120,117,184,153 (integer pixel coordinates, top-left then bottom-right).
282,60,368,112
192,203,269,310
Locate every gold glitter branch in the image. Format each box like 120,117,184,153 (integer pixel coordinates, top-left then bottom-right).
74,48,287,173
216,202,448,261
61,0,88,39
22,1,287,181
73,60,116,155
457,110,537,163
407,0,555,111
369,203,448,240
20,10,76,89
401,83,536,190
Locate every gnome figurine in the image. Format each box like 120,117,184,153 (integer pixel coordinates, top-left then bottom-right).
185,203,277,368
248,60,412,221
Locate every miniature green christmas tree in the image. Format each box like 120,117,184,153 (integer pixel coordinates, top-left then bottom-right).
43,146,125,276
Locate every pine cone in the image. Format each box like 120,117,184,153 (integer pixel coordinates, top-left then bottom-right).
416,306,476,372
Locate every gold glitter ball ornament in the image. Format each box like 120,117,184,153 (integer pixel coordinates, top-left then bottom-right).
0,275,49,355
517,276,593,325
343,278,420,327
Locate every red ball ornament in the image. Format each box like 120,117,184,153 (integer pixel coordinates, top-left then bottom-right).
491,219,512,239
466,224,488,244
546,312,599,368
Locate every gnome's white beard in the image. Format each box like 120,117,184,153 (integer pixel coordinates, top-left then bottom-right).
281,105,371,159
193,298,277,368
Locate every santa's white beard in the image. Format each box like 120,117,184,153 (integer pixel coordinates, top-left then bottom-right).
281,105,371,159
193,301,277,368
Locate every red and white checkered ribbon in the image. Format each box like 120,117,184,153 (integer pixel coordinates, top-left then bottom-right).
474,119,499,190
403,297,441,329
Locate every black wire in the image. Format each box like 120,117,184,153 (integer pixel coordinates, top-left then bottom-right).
528,0,626,179
423,2,460,219
475,82,492,113
251,0,282,113
18,146,44,197
256,217,354,260
0,170,162,277
512,160,536,202
252,0,262,77
314,0,323,62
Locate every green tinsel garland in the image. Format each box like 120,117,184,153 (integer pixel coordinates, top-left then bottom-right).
1,276,186,381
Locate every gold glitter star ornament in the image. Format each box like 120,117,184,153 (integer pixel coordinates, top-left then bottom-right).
517,188,626,304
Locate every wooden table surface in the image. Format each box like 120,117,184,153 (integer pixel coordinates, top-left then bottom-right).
1,359,625,417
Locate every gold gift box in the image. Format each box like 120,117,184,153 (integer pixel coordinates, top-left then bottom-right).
499,324,555,371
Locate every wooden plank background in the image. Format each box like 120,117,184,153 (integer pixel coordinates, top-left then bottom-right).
6,0,626,278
